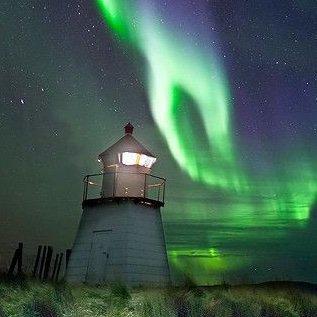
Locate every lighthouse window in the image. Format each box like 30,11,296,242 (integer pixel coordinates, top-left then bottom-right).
121,152,157,168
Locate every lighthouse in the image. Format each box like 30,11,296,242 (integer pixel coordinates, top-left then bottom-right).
66,123,170,286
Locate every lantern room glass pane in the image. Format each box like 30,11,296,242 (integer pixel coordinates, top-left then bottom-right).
121,152,138,165
121,152,156,168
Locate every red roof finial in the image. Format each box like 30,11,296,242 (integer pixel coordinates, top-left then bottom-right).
124,122,134,134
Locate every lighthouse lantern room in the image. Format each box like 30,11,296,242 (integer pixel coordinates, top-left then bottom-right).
66,123,170,286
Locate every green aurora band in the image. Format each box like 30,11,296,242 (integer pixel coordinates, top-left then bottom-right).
96,0,317,283
96,0,245,192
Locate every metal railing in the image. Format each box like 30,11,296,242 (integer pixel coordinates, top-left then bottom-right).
83,172,166,205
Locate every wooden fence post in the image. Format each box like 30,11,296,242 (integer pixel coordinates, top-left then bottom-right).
55,253,63,282
17,242,23,275
43,246,53,281
8,242,23,276
51,254,60,281
39,245,47,280
66,249,72,269
32,245,42,277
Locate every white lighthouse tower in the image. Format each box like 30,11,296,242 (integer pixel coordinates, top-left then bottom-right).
66,123,170,286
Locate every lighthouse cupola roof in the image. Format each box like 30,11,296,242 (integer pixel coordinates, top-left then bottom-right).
124,122,134,134
98,123,157,169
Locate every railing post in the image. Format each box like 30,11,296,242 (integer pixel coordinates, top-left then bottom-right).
83,176,88,201
144,174,147,198
86,176,88,200
112,172,116,197
157,185,160,201
162,180,166,204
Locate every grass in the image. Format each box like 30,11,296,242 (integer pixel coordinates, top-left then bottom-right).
0,278,317,317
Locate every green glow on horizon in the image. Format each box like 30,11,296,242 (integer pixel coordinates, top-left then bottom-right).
169,248,220,258
261,162,317,221
168,249,250,285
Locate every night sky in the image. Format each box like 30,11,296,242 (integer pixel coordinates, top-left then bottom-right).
1,0,317,284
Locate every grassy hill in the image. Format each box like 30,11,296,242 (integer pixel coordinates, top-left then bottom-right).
1,277,317,316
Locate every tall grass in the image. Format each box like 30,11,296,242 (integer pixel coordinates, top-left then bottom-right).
0,278,317,317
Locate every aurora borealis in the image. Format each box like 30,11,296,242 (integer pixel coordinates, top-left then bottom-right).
97,0,244,192
96,0,317,282
1,0,317,284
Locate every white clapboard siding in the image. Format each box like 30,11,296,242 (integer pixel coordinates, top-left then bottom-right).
66,200,170,286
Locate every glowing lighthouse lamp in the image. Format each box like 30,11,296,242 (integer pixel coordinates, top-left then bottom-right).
66,123,170,286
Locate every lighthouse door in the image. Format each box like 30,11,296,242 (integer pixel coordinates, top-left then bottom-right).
87,230,112,284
